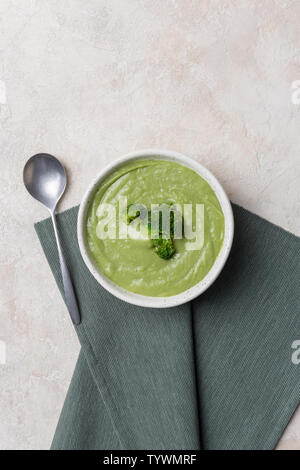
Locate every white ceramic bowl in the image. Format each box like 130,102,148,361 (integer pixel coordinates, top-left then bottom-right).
78,149,234,308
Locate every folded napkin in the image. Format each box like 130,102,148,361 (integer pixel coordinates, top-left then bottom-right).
35,204,300,450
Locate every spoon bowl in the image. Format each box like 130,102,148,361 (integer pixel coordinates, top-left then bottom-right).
23,153,67,211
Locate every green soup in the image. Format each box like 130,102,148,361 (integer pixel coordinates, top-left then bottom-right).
86,159,225,297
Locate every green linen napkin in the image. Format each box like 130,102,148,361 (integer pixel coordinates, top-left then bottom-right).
35,204,300,450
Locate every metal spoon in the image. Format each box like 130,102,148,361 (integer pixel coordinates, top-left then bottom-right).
23,153,81,325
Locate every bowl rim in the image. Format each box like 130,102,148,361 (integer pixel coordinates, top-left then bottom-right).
77,148,234,308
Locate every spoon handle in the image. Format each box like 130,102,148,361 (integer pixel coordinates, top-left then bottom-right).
50,212,81,325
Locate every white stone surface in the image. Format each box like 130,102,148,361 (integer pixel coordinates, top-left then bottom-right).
0,0,299,450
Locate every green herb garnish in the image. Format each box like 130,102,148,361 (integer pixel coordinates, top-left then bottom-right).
127,205,141,225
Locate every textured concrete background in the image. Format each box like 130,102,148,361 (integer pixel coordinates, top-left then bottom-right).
0,0,299,450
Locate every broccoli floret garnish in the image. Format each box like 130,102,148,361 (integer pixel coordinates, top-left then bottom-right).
152,237,176,259
147,208,176,259
127,204,176,260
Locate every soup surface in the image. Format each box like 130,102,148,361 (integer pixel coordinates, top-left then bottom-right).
86,159,225,296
